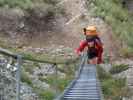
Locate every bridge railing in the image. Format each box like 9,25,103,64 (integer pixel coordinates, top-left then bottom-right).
96,67,104,100
0,48,79,100
55,52,87,100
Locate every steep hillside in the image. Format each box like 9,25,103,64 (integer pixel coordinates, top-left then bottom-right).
0,0,85,49
87,0,133,57
0,0,133,100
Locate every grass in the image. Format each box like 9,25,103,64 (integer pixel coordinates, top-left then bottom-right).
102,78,129,99
119,47,133,57
32,87,55,100
21,68,33,86
109,64,129,74
22,62,39,74
22,58,77,99
38,62,77,96
0,40,78,64
0,0,33,9
39,75,72,92
33,63,75,99
39,90,55,100
97,65,131,99
43,0,58,5
97,65,112,80
88,0,133,56
0,0,58,9
21,66,56,100
0,36,78,99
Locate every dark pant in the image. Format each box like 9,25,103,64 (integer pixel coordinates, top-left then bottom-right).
87,48,98,59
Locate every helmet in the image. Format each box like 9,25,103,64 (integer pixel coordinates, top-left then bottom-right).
86,25,96,31
85,25,98,36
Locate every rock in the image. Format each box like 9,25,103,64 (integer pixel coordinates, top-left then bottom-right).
58,72,66,78
33,64,55,76
21,83,39,100
0,56,40,100
32,79,50,89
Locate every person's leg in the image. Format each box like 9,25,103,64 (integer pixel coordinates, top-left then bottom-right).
87,59,90,64
89,57,97,64
92,57,97,64
87,51,97,64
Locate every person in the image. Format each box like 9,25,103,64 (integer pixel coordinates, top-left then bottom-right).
76,25,103,64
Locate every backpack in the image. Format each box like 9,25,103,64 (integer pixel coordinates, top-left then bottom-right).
86,36,102,54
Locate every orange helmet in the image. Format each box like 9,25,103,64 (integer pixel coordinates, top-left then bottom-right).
84,25,98,36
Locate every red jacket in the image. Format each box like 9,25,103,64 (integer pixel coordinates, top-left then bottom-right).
76,39,103,64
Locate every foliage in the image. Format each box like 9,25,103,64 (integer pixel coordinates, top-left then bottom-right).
39,75,71,91
0,0,33,9
102,78,129,99
109,64,129,74
39,90,55,100
0,0,58,9
43,0,58,5
21,69,33,86
36,62,77,99
119,47,133,57
88,0,133,55
33,87,55,100
97,65,112,80
97,65,130,99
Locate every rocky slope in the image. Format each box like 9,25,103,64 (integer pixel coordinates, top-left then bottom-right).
0,0,133,100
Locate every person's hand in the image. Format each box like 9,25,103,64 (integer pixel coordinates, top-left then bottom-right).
75,50,81,57
75,49,81,56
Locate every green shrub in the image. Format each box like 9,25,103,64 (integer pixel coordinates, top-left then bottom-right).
21,69,32,85
43,0,58,5
0,0,58,9
103,53,111,63
39,90,55,100
40,75,70,91
102,78,128,99
97,65,130,99
56,78,70,91
89,0,133,54
120,47,133,57
32,86,55,100
109,64,129,74
0,0,33,9
97,65,112,80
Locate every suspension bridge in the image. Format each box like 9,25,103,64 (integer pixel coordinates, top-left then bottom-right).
55,54,103,100
0,48,103,100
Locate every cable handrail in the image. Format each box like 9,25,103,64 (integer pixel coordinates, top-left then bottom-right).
55,52,86,100
0,48,79,64
0,48,104,100
0,47,80,100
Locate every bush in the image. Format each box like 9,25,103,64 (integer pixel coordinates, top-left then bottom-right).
21,69,32,85
32,86,56,100
97,65,130,99
97,65,112,80
0,0,33,9
89,0,133,54
102,78,128,99
39,90,55,100
43,0,58,5
39,75,70,91
0,0,58,9
109,64,129,74
120,47,133,57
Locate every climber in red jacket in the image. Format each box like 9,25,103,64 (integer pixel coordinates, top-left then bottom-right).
76,25,103,64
